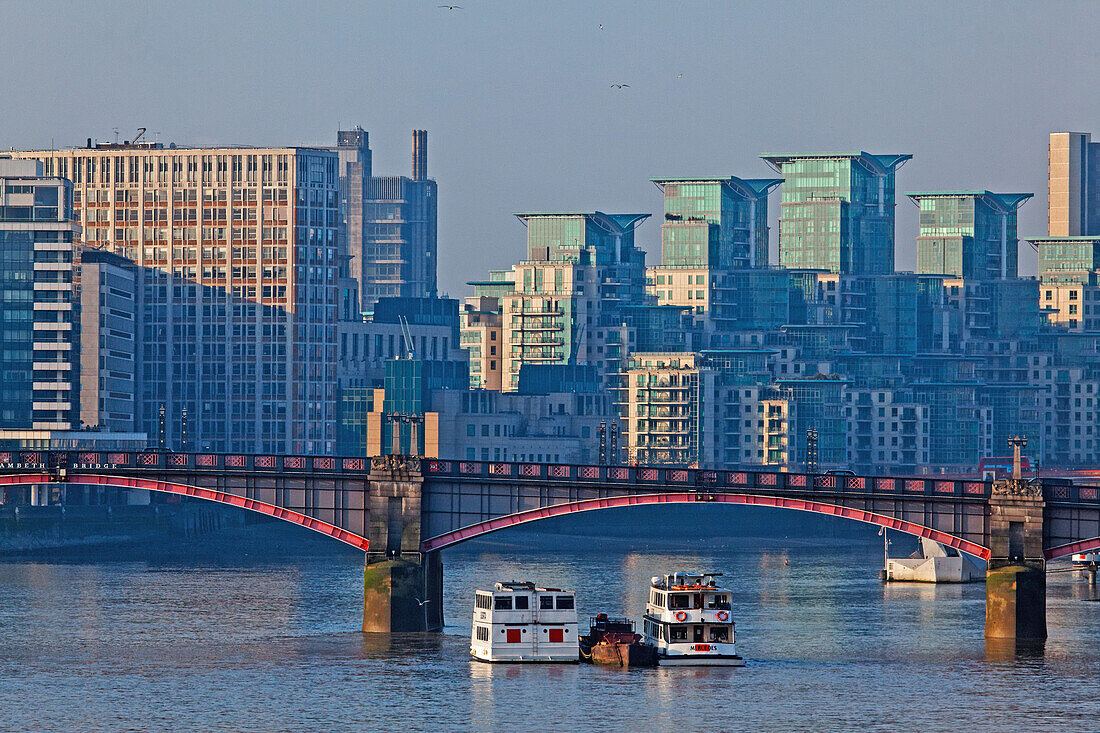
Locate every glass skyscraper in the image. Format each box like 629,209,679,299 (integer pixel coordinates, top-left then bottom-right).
651,176,781,268
908,191,1032,279
761,152,912,275
1049,131,1100,237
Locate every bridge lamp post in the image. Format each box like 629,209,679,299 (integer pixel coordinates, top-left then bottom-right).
1008,436,1027,481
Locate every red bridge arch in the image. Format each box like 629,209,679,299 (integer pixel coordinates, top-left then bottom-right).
0,473,369,551
421,491,992,560
1045,538,1100,561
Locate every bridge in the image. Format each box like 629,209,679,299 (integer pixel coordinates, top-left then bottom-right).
3,448,1100,641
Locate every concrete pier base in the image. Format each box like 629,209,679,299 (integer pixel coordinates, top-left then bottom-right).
362,552,443,633
985,564,1047,641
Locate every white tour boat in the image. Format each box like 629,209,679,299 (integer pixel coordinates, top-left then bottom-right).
470,581,579,663
1072,552,1100,569
641,571,745,666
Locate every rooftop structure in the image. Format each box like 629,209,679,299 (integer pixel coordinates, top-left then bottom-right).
908,191,1032,280
651,176,781,268
762,152,912,276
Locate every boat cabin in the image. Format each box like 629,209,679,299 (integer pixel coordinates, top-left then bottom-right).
470,581,578,663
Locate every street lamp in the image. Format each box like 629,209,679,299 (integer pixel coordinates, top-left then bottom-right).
1008,436,1028,481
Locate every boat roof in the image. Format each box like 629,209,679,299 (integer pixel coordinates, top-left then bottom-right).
652,571,728,590
481,581,571,594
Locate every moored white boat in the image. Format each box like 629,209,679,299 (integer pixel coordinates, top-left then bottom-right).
470,581,579,663
641,571,745,666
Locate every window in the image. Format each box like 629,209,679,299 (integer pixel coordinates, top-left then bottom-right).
475,593,493,610
670,625,688,641
669,594,690,609
476,625,489,641
555,595,574,610
494,597,513,610
540,595,554,609
709,626,729,643
514,595,529,610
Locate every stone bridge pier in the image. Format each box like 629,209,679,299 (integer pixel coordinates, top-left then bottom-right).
985,478,1046,641
362,456,442,632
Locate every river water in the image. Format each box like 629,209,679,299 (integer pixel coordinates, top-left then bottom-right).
2,511,1100,732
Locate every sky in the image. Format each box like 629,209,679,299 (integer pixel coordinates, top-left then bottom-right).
3,0,1099,297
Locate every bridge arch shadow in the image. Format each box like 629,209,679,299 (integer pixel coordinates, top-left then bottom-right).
0,473,369,551
422,492,991,561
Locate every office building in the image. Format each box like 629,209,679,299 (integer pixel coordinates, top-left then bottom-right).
1049,132,1100,237
909,191,1032,279
16,141,341,454
762,152,912,275
336,129,437,310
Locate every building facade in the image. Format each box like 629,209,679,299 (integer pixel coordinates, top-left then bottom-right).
358,130,437,309
16,143,341,454
909,191,1032,280
0,158,80,431
762,152,912,275
1049,131,1100,237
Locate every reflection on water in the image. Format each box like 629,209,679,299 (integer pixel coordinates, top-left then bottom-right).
2,528,1100,731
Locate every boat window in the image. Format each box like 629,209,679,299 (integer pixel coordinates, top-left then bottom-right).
670,625,688,641
540,595,554,609
475,594,493,610
475,625,490,641
693,625,705,642
556,596,574,610
494,596,513,610
709,626,729,643
514,596,529,610
707,594,730,610
669,594,690,610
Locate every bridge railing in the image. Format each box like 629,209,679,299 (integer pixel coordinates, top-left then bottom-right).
10,451,1100,504
420,459,1000,500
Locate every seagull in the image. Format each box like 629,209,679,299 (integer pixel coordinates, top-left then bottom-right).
611,83,630,89
414,597,432,606
598,24,604,30
438,4,462,9
676,73,684,79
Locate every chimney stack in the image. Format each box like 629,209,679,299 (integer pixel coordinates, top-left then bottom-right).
412,129,427,181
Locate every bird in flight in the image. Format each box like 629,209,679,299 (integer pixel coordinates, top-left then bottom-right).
676,73,684,79
611,83,630,89
598,24,604,30
438,4,462,9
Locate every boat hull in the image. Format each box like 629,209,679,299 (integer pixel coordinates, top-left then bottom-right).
582,642,659,667
471,651,578,663
658,654,746,667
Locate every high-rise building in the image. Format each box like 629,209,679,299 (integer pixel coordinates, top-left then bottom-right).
16,142,341,454
78,250,137,432
761,152,912,275
908,191,1032,279
651,176,781,269
352,130,437,310
1048,132,1100,237
333,127,372,311
0,158,80,431
502,211,649,390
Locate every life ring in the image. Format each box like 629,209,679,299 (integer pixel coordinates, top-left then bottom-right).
675,611,688,622
716,610,729,622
